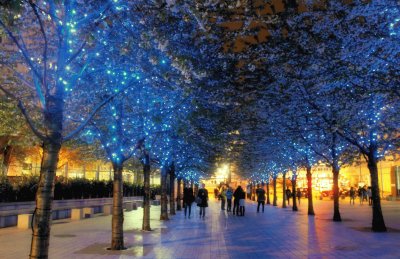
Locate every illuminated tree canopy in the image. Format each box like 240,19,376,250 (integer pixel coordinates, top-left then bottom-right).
1,1,400,257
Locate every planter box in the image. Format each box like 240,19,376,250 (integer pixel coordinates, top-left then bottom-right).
0,196,142,228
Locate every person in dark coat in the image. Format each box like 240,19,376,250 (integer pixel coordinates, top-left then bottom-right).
285,187,292,205
197,183,208,218
256,185,266,213
233,186,244,216
296,188,302,205
183,184,195,218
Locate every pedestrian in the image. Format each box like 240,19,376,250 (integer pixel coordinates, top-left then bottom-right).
238,186,246,216
183,184,195,218
197,183,209,219
362,185,368,204
220,186,226,210
256,184,266,213
214,188,219,199
246,185,251,200
349,186,356,205
233,186,243,216
285,187,292,205
367,187,372,206
296,188,302,205
226,186,233,212
358,186,363,204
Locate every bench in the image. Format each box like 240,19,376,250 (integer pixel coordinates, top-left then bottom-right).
1,197,143,228
151,200,161,206
103,204,112,215
124,202,138,211
17,214,32,229
71,207,94,220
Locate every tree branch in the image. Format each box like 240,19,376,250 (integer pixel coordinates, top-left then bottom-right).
0,18,43,84
28,0,49,94
0,63,35,90
66,41,86,64
62,93,119,142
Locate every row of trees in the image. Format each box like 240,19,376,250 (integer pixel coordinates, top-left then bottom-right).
1,0,399,258
0,1,229,258
221,1,399,233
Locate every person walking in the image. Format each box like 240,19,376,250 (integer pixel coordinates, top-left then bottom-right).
220,186,226,210
296,188,302,205
358,186,363,204
349,187,356,205
226,187,233,212
238,186,246,216
214,188,219,199
285,187,292,205
367,186,372,206
197,183,209,219
233,186,242,215
363,185,368,203
256,185,266,213
183,184,195,218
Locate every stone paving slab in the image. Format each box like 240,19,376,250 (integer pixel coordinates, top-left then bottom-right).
0,198,399,258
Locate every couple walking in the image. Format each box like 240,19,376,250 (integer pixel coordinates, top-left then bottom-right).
233,186,246,216
183,183,208,218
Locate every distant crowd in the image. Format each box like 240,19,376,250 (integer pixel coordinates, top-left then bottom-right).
182,183,247,218
182,183,295,218
349,185,373,205
181,183,374,219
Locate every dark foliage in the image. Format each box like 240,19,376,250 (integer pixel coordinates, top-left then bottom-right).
0,176,160,202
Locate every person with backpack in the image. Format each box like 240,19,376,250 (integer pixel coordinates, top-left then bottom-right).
255,185,266,213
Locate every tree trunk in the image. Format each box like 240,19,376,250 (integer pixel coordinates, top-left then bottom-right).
142,153,151,231
273,177,277,206
250,183,254,200
169,166,175,215
367,152,387,232
227,165,231,184
160,166,169,220
1,145,13,176
111,163,124,250
306,166,315,215
282,173,287,208
29,142,61,259
176,178,182,211
292,178,298,211
332,166,341,222
266,183,270,205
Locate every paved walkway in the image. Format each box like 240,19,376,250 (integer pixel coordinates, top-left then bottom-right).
0,198,399,258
